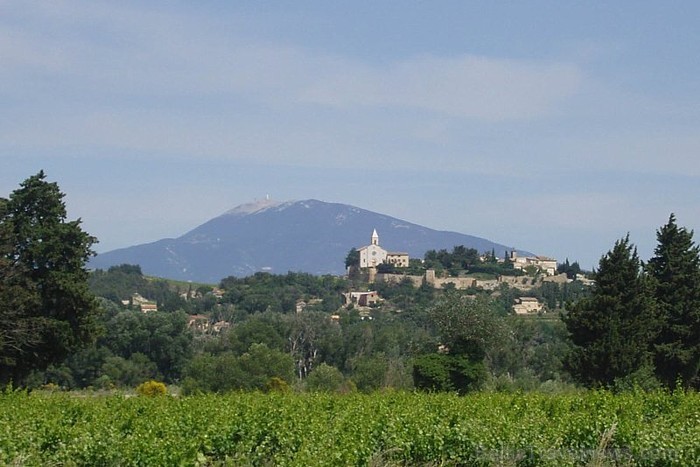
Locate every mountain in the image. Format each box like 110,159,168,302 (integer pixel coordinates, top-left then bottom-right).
90,199,530,283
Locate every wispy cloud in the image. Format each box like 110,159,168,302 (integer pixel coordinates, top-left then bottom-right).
0,0,588,172
2,0,698,180
300,55,582,120
0,2,583,114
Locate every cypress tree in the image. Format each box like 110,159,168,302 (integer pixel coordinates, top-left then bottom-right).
0,171,100,385
646,214,700,388
564,235,658,387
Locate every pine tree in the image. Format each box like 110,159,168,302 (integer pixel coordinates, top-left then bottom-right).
0,171,100,385
564,235,658,387
646,214,700,388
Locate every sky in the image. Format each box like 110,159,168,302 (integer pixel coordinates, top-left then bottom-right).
2,1,700,270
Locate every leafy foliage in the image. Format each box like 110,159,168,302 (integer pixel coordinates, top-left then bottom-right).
219,272,347,313
101,310,193,382
89,264,190,312
413,353,486,393
0,172,100,385
413,293,506,393
430,293,507,359
557,258,583,279
350,354,391,392
423,245,522,277
305,363,349,392
344,247,359,268
487,316,573,389
182,344,294,394
135,380,167,396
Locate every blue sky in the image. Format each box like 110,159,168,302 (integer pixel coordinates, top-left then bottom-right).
2,1,700,270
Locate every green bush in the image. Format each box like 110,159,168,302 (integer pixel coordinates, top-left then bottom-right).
305,363,349,393
135,380,167,396
413,353,486,394
265,377,290,393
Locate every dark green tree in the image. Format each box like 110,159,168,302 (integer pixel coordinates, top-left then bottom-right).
100,353,160,388
344,248,360,269
181,344,294,394
564,236,659,388
181,352,242,394
646,214,700,388
228,312,287,355
0,198,42,376
350,354,390,392
413,353,486,394
0,172,100,385
413,293,504,393
101,310,192,382
557,258,582,279
488,316,572,386
305,363,348,392
236,343,296,389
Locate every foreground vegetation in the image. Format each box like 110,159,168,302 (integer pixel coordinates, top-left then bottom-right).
1,389,699,466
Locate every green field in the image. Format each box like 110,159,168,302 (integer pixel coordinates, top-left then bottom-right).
1,389,699,466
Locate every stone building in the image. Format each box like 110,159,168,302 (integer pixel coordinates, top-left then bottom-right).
509,251,557,276
513,297,544,314
357,229,409,269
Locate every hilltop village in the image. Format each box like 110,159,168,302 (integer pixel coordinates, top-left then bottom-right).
114,229,593,320
344,230,592,315
112,229,592,317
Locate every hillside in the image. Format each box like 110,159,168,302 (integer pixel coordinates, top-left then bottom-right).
90,199,529,283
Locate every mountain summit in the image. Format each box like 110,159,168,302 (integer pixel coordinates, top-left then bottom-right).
90,199,527,283
222,197,283,216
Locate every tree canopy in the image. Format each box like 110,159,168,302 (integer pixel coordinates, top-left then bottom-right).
0,171,100,385
564,236,659,388
413,293,505,393
646,214,700,388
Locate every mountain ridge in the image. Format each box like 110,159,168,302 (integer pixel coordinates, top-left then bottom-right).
90,199,531,283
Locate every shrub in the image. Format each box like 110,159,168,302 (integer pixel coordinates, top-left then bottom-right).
413,353,486,394
306,364,348,393
265,377,290,393
136,380,167,396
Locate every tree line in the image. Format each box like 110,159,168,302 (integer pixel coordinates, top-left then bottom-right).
2,172,700,393
565,216,700,390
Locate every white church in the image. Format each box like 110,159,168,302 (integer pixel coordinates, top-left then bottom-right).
358,229,409,269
